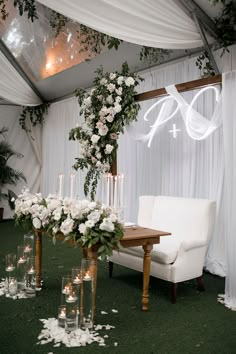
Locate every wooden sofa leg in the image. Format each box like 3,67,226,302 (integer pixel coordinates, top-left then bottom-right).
197,276,205,291
109,261,113,278
171,283,177,304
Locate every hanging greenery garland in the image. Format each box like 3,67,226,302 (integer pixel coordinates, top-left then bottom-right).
19,103,50,133
69,62,143,200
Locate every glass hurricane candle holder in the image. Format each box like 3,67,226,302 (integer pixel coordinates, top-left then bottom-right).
17,245,27,291
5,253,16,273
81,258,95,329
8,277,18,296
25,257,36,297
58,305,66,328
71,268,82,285
66,285,79,304
66,304,78,332
24,233,34,256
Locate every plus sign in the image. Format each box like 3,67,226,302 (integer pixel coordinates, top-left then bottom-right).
169,124,181,138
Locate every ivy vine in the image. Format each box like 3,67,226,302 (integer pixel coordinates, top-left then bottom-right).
19,103,50,133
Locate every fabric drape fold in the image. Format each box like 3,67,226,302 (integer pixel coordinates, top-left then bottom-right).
221,70,236,310
37,0,203,49
0,51,42,106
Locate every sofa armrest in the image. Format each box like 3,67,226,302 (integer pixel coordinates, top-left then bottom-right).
181,239,207,252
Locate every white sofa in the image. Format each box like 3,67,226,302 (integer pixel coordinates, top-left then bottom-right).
109,196,216,303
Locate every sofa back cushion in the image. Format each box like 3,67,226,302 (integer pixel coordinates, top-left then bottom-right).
137,196,156,228
138,196,216,244
151,196,216,243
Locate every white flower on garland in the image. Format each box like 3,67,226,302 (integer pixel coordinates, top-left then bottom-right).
105,144,114,154
69,62,142,200
60,218,74,235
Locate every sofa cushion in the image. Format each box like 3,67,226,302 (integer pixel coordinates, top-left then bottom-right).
119,236,180,265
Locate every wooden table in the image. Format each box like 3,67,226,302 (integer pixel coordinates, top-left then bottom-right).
35,226,171,313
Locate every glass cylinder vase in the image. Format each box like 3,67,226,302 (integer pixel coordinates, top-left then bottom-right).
8,276,18,297
24,233,34,257
65,304,78,332
17,245,27,291
80,258,95,329
25,256,36,297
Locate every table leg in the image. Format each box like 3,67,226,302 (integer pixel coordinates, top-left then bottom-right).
35,230,42,289
142,244,153,311
87,247,98,322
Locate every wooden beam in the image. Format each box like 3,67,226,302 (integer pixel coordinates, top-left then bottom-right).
135,74,222,102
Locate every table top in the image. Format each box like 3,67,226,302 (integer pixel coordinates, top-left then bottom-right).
123,226,171,241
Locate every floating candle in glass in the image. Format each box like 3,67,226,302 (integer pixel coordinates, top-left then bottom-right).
18,257,26,264
28,266,35,274
66,293,78,303
83,271,92,281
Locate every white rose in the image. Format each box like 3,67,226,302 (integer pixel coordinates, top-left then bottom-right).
33,217,41,229
91,134,100,144
115,96,122,103
96,161,102,168
96,152,102,159
107,83,116,93
115,87,122,96
106,115,114,123
99,218,115,232
117,76,124,85
109,213,117,223
105,144,114,154
100,78,107,85
88,210,101,223
99,125,109,136
99,107,108,117
96,121,104,129
109,73,116,80
85,219,95,228
106,95,114,104
125,77,135,86
60,218,74,235
79,223,87,234
114,103,121,113
83,96,91,106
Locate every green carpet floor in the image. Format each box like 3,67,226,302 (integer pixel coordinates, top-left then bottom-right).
0,220,235,354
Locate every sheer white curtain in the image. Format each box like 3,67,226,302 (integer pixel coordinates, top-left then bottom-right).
0,51,42,106
117,45,236,277
41,97,86,198
222,70,236,309
37,0,203,49
0,106,41,218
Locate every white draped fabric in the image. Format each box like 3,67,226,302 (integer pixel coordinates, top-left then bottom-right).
0,51,42,106
41,97,86,198
0,106,41,218
222,70,236,310
37,0,203,49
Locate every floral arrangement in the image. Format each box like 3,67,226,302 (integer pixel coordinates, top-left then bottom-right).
14,189,124,260
69,62,143,199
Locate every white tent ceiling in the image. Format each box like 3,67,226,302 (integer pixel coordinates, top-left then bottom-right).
0,0,225,103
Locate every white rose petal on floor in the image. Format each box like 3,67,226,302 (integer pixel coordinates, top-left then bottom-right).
37,318,116,348
0,279,27,299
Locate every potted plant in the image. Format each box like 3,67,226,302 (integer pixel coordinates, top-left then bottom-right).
0,127,26,220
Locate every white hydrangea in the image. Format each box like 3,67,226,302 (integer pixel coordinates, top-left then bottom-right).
85,219,95,228
79,223,87,235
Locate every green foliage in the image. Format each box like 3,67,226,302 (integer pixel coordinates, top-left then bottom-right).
0,0,8,21
195,51,215,77
13,0,38,21
77,24,123,58
49,10,69,37
140,47,172,65
0,127,26,208
19,103,50,133
70,62,143,199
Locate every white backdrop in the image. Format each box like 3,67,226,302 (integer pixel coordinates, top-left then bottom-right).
41,45,236,278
